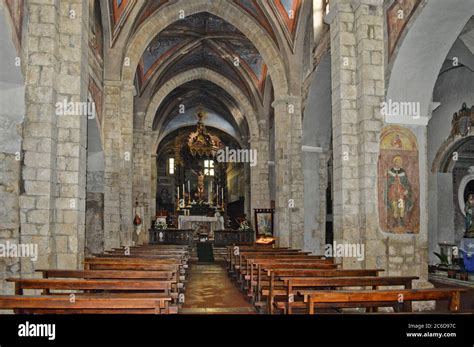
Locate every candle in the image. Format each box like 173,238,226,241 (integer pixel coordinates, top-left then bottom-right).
188,181,191,195
177,186,180,200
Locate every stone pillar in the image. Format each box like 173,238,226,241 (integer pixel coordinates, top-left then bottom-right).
303,149,328,254
250,134,271,216
272,96,304,248
102,81,135,249
352,0,386,270
132,112,152,244
103,80,122,250
150,153,157,239
54,0,89,268
327,0,362,268
20,0,60,276
20,0,89,273
119,84,134,246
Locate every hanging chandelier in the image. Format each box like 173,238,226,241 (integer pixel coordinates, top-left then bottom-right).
187,109,223,157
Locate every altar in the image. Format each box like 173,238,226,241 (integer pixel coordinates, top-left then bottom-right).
178,215,224,238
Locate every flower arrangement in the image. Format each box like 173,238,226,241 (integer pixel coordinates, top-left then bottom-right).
155,217,168,230
239,220,251,231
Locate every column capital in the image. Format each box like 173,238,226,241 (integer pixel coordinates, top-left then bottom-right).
271,95,301,108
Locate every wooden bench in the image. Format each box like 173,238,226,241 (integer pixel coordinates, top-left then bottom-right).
7,278,177,296
0,295,175,314
300,288,468,314
264,269,384,313
85,262,183,273
36,269,185,290
234,252,316,281
84,257,187,271
226,247,294,271
245,261,339,298
270,276,418,314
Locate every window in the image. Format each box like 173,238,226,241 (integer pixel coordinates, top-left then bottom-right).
168,158,175,175
204,160,214,176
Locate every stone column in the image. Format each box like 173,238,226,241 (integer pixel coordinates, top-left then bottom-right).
54,0,89,268
132,112,152,244
103,80,122,250
327,0,362,268
272,96,304,248
102,81,135,249
303,148,328,254
20,0,60,275
353,0,386,270
20,0,89,273
249,133,271,216
150,153,157,241
119,83,134,246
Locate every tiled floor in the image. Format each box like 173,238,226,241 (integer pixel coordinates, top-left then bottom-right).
181,262,256,314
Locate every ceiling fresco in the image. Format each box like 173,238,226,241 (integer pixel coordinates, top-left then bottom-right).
270,0,302,49
387,0,422,59
135,12,268,98
153,80,242,135
109,0,135,45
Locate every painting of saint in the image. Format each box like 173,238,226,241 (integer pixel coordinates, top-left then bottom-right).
386,156,413,229
378,126,419,233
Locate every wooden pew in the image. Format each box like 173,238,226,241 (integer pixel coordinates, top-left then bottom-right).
0,295,175,314
85,262,182,272
265,269,384,313
234,252,315,281
300,288,468,314
37,269,176,280
245,261,339,299
7,278,177,297
35,269,185,291
272,276,418,314
226,247,293,271
84,257,187,271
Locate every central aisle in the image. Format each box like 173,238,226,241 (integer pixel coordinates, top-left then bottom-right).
180,263,256,314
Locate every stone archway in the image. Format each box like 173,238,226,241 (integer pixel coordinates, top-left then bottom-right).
145,68,258,139
139,67,268,234
386,0,474,123
120,0,303,248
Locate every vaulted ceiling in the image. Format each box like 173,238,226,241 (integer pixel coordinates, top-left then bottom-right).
135,12,268,100
107,0,303,97
103,0,303,146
